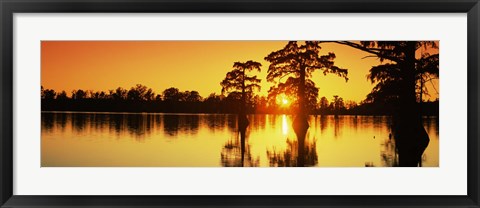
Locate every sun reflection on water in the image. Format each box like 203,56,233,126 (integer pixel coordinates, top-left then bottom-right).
41,113,439,167
282,114,288,135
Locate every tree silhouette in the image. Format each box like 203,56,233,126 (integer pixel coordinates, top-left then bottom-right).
321,41,437,119
220,61,262,127
267,77,319,112
90,91,108,99
318,96,329,115
110,87,128,100
183,91,202,102
41,84,438,116
71,89,87,100
42,89,56,100
364,53,439,105
364,63,403,104
344,100,358,110
265,41,348,130
204,93,224,113
331,95,345,116
320,41,438,166
56,91,68,100
127,84,154,101
163,87,182,102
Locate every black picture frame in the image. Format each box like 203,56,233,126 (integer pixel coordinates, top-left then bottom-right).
1,0,479,207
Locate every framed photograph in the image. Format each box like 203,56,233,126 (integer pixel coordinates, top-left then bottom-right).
1,0,479,207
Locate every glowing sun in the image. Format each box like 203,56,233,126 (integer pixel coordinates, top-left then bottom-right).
277,94,291,107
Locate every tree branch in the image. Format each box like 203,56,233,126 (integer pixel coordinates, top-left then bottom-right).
319,41,404,63
361,55,378,59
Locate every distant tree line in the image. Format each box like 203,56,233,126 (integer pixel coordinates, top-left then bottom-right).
42,41,439,119
41,84,438,116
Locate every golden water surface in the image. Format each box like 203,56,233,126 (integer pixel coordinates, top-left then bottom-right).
41,112,439,167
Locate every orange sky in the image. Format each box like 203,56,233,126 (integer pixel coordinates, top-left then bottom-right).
41,41,439,103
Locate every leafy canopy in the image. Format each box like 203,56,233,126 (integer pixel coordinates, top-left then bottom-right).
359,42,439,104
220,61,262,96
267,77,319,110
265,41,348,83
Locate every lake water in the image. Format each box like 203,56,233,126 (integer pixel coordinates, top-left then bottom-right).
41,112,439,167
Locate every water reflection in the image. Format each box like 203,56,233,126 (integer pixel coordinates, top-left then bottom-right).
41,112,439,167
391,118,430,167
221,124,260,167
379,136,399,167
266,127,318,167
282,115,288,135
334,117,341,138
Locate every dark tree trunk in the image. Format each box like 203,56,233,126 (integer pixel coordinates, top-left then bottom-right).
293,66,309,132
394,41,430,167
239,71,249,129
298,67,306,114
401,41,419,123
295,127,307,167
